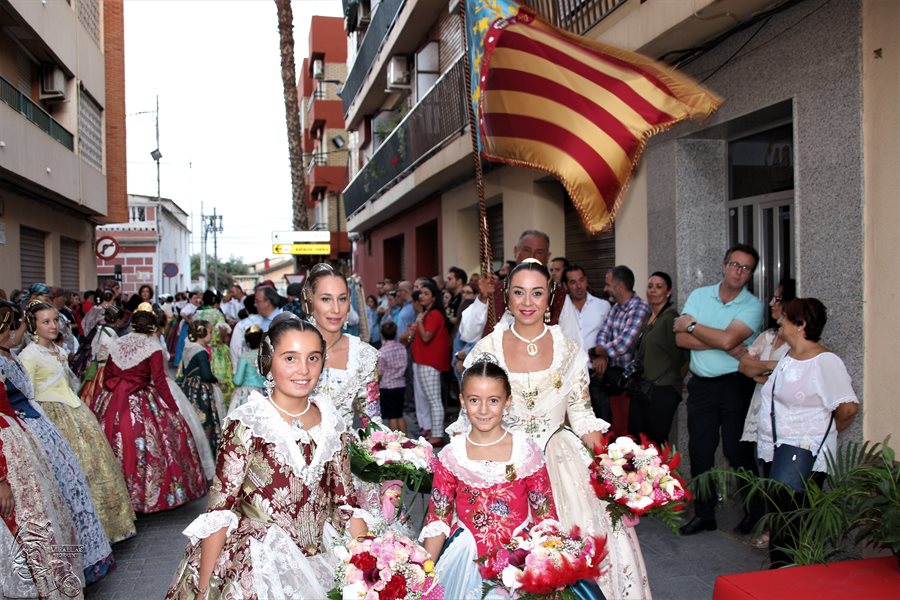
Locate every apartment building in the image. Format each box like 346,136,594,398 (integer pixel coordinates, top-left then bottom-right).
0,0,127,292
341,0,898,445
297,15,351,263
94,194,191,296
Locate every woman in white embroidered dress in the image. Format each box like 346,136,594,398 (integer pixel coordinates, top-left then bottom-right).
449,260,652,599
166,313,368,599
303,263,381,430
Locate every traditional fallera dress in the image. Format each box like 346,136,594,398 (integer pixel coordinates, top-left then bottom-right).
420,431,557,600
92,333,209,513
18,342,136,544
179,340,225,456
452,324,653,599
317,334,382,430
79,323,118,410
166,391,365,599
0,354,116,583
194,307,234,398
0,384,84,598
229,348,265,415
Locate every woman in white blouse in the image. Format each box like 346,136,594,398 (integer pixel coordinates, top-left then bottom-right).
755,297,858,567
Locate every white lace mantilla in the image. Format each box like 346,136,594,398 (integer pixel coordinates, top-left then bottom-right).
180,340,205,370
440,431,545,489
182,509,239,545
226,391,346,490
0,356,34,400
109,333,162,370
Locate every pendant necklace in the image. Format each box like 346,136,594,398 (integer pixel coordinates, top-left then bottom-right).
269,397,313,429
509,324,549,357
466,429,509,447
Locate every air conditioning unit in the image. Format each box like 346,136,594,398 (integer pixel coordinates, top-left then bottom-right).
40,64,66,99
357,1,371,26
387,56,411,88
312,59,324,80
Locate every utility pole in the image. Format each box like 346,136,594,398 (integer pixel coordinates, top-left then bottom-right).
212,207,221,290
199,201,207,291
199,205,223,291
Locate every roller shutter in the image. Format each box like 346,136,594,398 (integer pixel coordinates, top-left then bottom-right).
564,195,615,290
60,237,80,290
20,227,46,288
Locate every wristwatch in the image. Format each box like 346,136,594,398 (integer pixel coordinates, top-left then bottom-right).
686,322,697,334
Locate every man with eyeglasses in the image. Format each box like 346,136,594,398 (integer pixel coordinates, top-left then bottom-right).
673,243,765,536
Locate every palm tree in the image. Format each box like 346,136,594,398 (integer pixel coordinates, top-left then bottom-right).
274,0,309,232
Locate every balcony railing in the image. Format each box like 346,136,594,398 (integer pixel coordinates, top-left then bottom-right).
340,0,406,114
523,0,627,35
343,56,467,217
0,75,74,150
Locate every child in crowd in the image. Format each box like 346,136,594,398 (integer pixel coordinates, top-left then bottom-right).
420,356,557,599
378,320,408,434
228,324,265,414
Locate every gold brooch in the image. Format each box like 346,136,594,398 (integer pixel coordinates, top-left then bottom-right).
552,372,562,389
505,464,517,482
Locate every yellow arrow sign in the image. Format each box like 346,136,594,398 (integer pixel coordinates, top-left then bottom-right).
272,243,332,255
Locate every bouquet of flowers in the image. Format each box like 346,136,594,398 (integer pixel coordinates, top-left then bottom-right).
350,425,434,493
477,520,607,599
329,529,444,600
588,435,689,532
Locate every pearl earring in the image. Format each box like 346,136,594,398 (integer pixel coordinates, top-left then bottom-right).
264,373,275,394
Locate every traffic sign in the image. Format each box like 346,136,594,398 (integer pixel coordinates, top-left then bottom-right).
95,236,120,260
272,230,331,243
272,243,332,255
162,262,179,278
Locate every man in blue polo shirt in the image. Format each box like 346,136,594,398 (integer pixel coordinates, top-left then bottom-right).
674,244,764,535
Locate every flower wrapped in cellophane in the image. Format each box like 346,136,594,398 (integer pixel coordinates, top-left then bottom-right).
588,435,689,532
329,529,444,600
477,520,606,599
349,425,434,494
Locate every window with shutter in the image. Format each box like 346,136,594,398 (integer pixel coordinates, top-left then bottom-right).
564,195,615,290
60,238,80,290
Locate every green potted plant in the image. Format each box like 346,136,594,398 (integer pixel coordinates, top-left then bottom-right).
693,437,899,569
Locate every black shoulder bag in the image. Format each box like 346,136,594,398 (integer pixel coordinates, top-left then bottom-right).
768,363,834,493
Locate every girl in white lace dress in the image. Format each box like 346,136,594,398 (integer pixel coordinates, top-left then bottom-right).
166,313,369,599
449,260,652,599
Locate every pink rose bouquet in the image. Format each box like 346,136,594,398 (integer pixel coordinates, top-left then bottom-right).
589,434,689,532
329,529,443,600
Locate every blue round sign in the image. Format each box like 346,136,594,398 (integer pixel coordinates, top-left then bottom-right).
162,262,179,278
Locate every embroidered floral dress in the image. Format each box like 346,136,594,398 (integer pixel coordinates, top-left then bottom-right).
195,307,234,398
179,340,225,456
0,354,116,583
317,334,382,430
229,349,265,415
18,342,136,544
0,384,84,598
420,431,557,600
450,323,653,599
79,324,118,410
92,333,208,513
166,391,364,599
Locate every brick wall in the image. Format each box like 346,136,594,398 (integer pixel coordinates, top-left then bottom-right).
102,0,128,224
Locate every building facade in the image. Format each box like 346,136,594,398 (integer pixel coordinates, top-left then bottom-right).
94,194,191,296
339,0,898,445
297,15,351,264
0,0,127,292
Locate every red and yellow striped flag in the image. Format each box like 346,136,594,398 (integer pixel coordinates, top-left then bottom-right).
476,5,722,233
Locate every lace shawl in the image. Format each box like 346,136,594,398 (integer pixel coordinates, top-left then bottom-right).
109,334,161,370
0,355,35,401
226,391,346,492
180,341,205,370
318,335,381,427
439,431,546,489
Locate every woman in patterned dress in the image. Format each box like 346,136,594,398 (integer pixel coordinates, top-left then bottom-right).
0,383,84,598
79,304,125,410
92,303,208,513
166,313,369,599
195,291,234,398
303,263,381,430
179,320,224,456
0,300,116,584
449,260,652,599
421,358,558,600
18,301,136,545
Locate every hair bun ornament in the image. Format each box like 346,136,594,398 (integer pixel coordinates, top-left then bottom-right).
246,324,262,335
471,352,500,366
26,297,46,310
520,257,543,266
135,302,155,314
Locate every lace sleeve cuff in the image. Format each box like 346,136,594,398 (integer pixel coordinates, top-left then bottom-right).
570,416,610,439
343,506,379,529
182,510,239,545
418,520,451,542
